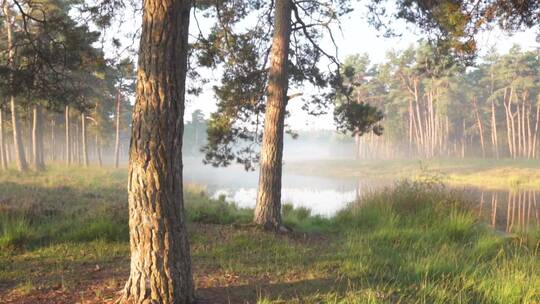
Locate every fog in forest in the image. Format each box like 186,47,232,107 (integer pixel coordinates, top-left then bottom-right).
2,0,540,302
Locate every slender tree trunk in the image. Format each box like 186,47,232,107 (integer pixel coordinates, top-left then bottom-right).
472,96,485,158
81,113,88,167
503,88,514,158
50,118,56,161
526,99,533,159
510,108,517,159
254,0,292,231
521,95,527,157
408,97,414,154
3,1,27,172
10,100,28,171
491,98,499,159
120,0,195,302
517,100,523,157
354,134,360,159
32,106,45,170
414,80,424,154
114,91,121,168
533,98,540,158
0,110,7,170
75,118,80,164
461,120,466,159
65,105,71,165
95,133,102,167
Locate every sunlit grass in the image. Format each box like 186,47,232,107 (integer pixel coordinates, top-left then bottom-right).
287,157,540,189
0,166,538,303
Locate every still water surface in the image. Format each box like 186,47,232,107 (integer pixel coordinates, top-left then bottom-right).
184,159,539,232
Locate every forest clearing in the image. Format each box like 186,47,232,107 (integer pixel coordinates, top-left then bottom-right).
2,0,540,303
0,167,539,303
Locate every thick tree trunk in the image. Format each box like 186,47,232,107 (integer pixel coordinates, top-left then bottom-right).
32,106,45,170
120,0,195,302
114,91,121,168
65,105,71,165
0,110,7,170
81,113,88,167
254,0,292,231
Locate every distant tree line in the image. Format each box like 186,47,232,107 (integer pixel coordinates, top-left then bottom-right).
345,43,540,160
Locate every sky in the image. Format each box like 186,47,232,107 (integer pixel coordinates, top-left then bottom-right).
173,3,540,130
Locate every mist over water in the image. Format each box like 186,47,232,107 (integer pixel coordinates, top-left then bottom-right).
182,132,540,231
184,136,386,216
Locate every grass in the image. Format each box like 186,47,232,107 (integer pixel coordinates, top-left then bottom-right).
0,166,539,303
286,157,540,189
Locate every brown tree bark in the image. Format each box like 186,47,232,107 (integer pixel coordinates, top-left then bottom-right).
120,0,195,302
81,113,88,167
254,0,292,231
114,91,121,168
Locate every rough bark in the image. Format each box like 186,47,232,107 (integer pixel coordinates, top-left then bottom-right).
120,0,195,302
254,0,292,231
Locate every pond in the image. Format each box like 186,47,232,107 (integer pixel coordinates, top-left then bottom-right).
184,158,540,232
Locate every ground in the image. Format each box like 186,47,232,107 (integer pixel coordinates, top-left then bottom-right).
0,166,539,303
